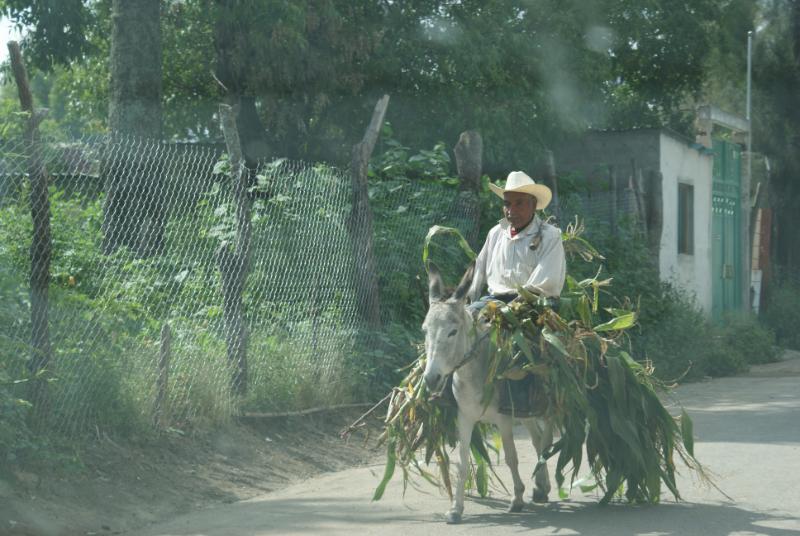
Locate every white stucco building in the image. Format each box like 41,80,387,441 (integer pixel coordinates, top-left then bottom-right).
556,129,716,315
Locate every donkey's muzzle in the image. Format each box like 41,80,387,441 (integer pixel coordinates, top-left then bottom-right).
424,371,443,392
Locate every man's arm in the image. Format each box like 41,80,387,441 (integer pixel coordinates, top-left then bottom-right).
522,226,566,298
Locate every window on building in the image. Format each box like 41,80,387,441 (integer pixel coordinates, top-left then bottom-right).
678,183,694,255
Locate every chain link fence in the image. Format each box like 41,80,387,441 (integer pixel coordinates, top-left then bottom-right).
0,135,480,438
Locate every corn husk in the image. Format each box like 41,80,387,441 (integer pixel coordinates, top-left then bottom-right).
371,221,712,504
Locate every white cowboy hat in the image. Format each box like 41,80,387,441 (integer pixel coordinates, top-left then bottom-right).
488,171,552,210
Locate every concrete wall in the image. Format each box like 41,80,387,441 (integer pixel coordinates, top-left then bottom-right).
555,129,715,316
555,129,661,187
658,133,714,314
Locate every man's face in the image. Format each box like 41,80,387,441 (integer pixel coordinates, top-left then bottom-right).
503,192,536,229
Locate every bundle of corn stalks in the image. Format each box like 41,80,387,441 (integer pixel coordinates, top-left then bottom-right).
358,221,712,505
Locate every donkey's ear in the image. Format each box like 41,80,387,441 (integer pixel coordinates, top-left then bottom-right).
427,261,445,303
451,261,475,302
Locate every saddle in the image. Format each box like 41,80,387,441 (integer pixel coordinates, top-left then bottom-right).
498,374,548,418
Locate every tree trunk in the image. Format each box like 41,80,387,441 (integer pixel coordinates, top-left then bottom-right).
104,0,163,256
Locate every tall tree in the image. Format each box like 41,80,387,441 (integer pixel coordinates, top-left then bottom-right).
5,0,729,174
752,0,800,269
102,0,164,255
108,0,162,138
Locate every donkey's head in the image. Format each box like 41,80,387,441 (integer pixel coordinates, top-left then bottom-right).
422,262,475,392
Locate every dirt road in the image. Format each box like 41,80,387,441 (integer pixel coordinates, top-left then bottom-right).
133,354,800,536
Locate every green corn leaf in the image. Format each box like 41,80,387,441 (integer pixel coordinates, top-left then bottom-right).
646,458,662,502
565,274,581,291
470,426,492,465
471,444,490,497
601,468,623,505
513,331,534,361
594,312,637,332
577,295,593,326
605,354,627,407
517,286,539,303
422,225,477,265
373,443,397,501
579,479,599,493
542,327,570,357
500,305,521,328
680,409,695,457
609,410,645,468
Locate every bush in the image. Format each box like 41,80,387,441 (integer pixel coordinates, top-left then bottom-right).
574,219,776,381
633,294,711,381
718,313,778,366
763,278,800,351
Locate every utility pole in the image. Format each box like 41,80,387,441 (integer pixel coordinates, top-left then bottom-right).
745,30,754,312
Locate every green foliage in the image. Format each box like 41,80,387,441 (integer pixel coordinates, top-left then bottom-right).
571,218,777,381
603,0,720,132
358,134,484,397
4,0,730,167
763,277,800,351
0,252,33,465
0,0,95,70
371,123,456,183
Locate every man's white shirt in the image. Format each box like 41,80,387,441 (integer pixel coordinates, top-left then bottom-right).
468,215,566,301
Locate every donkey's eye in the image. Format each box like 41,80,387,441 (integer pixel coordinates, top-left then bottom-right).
447,329,458,337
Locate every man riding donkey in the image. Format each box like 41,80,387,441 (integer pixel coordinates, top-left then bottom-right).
466,170,566,416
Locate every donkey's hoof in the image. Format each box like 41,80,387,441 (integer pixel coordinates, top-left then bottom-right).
508,500,525,513
445,510,462,524
532,490,549,504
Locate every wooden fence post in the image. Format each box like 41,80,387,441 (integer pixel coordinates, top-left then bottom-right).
8,41,52,410
153,322,171,429
216,103,251,395
453,130,482,245
349,95,389,331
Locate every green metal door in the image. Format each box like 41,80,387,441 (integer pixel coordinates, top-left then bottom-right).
711,139,742,321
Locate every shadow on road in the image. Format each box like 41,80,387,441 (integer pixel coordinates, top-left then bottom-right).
138,494,800,536
460,497,800,536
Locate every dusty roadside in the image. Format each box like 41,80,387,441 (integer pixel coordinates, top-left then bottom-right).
3,350,798,536
0,407,382,536
129,349,800,536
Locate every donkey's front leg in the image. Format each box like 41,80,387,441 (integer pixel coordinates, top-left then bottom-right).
446,411,474,524
498,417,526,512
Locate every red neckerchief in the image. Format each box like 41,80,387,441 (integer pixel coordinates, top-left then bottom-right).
510,218,533,238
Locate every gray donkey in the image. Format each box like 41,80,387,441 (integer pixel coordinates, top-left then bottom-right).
422,262,554,523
